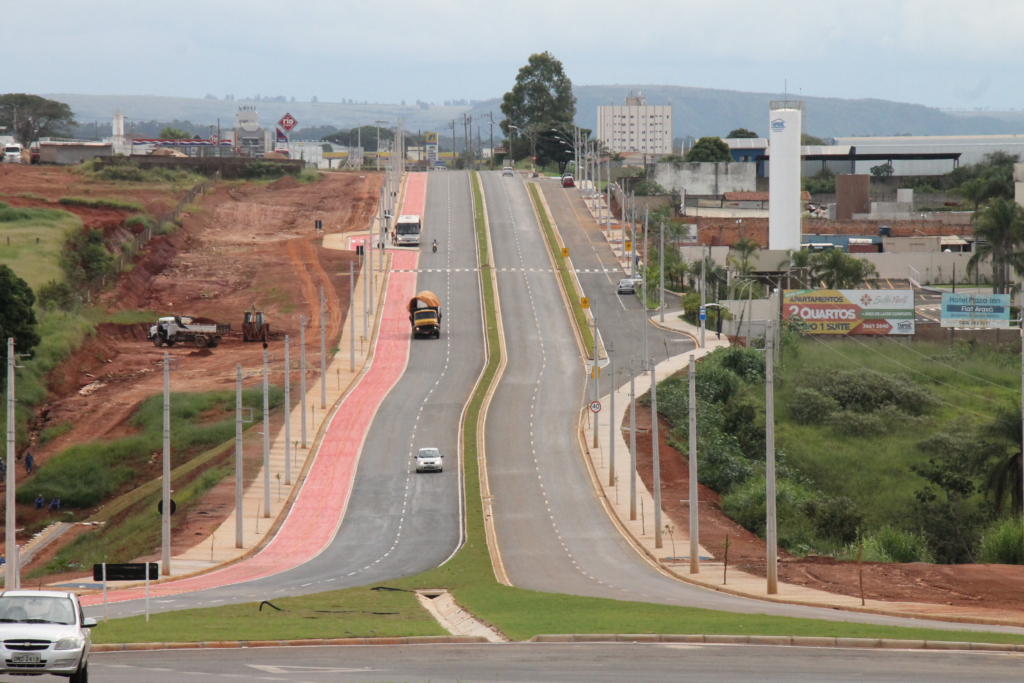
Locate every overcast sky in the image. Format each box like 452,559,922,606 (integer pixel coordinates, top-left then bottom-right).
5,0,1021,110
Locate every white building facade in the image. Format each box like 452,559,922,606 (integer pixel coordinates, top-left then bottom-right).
597,94,673,155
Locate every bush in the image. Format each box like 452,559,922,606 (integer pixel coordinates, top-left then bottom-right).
297,168,321,183
829,410,885,437
125,214,154,231
36,280,78,312
695,364,740,405
800,368,936,415
59,228,115,286
805,495,863,545
787,387,840,425
96,165,145,182
710,346,765,383
721,475,820,551
976,518,1023,565
696,438,753,493
240,161,288,179
847,525,934,563
58,197,145,212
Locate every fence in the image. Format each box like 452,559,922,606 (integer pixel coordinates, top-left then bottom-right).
113,171,220,274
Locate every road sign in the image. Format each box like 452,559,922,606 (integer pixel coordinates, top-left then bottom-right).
625,240,632,252
425,132,438,144
561,247,569,258
278,113,298,131
93,562,158,581
699,306,706,321
589,400,601,413
495,146,508,155
580,297,590,309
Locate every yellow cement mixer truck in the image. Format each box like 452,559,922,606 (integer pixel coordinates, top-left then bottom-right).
408,291,442,339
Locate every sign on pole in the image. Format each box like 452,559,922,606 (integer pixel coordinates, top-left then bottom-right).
561,247,569,258
941,293,1010,329
783,289,915,335
699,306,706,322
580,297,590,309
278,113,298,132
589,400,602,413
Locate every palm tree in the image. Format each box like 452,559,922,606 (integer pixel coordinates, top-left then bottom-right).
975,406,1023,515
952,178,993,213
729,237,760,277
811,250,878,289
777,247,819,288
968,198,1024,294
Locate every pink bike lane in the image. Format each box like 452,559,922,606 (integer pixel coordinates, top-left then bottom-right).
81,175,429,606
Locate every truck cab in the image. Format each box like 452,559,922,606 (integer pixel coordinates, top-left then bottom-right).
408,291,442,339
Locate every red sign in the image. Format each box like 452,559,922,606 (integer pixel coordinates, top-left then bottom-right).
278,113,298,131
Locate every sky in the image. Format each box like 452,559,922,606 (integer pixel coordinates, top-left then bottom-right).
5,0,1023,110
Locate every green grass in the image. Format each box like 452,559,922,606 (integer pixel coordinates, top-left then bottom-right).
18,192,48,202
57,197,145,212
87,172,1024,646
776,338,1018,527
526,182,595,355
38,421,73,445
297,168,322,183
0,203,82,290
23,387,283,509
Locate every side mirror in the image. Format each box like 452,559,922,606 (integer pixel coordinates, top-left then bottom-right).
82,617,97,628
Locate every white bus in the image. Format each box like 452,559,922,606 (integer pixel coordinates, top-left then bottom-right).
393,214,422,246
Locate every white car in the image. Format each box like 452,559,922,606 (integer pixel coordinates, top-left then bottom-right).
0,591,94,682
415,447,443,473
617,277,642,294
501,167,514,177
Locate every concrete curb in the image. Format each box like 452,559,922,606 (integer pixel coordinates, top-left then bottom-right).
92,635,490,652
527,634,1024,653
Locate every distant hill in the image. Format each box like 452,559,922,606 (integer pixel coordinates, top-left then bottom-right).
46,87,1024,144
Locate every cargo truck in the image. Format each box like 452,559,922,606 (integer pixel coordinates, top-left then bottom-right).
150,316,230,348
408,291,441,339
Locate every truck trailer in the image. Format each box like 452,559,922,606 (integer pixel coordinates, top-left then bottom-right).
408,291,442,339
150,316,230,348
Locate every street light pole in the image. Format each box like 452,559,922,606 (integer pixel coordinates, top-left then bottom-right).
629,358,637,521
592,316,599,449
608,342,615,487
161,353,171,576
320,286,327,409
688,354,699,574
5,338,16,588
651,356,662,549
300,315,307,449
235,364,244,548
284,336,291,486
659,221,665,323
350,265,355,372
262,345,270,519
766,321,778,594
700,245,707,348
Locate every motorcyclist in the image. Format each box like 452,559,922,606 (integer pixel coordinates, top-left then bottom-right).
432,239,438,253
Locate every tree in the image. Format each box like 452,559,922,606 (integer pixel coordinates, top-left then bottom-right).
158,127,191,140
870,162,894,180
0,94,76,148
811,250,878,289
729,237,760,277
633,179,668,196
684,137,731,163
967,197,1024,294
951,177,991,212
500,52,576,165
801,134,829,146
975,406,1024,516
726,128,759,139
0,266,40,392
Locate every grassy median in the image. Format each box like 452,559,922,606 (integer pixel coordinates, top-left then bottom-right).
89,172,1024,646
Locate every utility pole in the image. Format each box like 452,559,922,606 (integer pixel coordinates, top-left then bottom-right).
320,286,327,409
262,344,270,519
449,120,457,167
350,265,355,372
487,112,494,170
374,120,388,171
284,336,291,486
688,354,699,574
161,353,171,576
700,245,707,348
629,358,637,521
5,339,16,589
643,209,649,368
659,221,665,323
766,321,778,594
362,250,368,341
300,315,307,449
651,357,662,549
608,342,615,487
592,316,599,449
235,364,244,548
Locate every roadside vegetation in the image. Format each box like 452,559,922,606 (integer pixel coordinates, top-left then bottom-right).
88,171,1024,646
647,335,1022,565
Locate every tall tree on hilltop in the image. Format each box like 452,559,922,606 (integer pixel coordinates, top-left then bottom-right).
500,52,576,165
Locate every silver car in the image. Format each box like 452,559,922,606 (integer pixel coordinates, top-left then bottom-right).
501,167,514,177
415,447,443,473
0,591,94,681
617,278,640,294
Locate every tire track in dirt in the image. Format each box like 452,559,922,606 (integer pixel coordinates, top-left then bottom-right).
285,237,343,339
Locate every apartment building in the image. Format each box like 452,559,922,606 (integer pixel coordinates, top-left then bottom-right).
597,93,673,154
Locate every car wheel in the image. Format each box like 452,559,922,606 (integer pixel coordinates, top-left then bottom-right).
70,661,88,683
153,337,163,347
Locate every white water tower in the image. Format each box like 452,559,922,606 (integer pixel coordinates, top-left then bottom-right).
768,101,803,251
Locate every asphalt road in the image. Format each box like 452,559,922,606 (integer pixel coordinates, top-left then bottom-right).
85,171,484,620
71,644,1024,683
478,171,1024,635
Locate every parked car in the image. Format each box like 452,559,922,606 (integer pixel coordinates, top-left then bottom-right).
561,174,575,188
415,447,443,473
502,166,514,177
0,591,95,682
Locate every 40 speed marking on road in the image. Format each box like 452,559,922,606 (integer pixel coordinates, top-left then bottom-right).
589,400,601,413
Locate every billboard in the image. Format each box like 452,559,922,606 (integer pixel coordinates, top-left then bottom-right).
941,293,1011,329
783,289,915,335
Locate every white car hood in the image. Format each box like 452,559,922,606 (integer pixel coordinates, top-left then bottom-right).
0,622,80,642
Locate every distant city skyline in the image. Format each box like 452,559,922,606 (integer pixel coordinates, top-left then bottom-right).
5,1,1023,111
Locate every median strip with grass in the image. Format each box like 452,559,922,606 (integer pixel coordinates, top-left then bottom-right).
87,172,1024,647
527,182,594,354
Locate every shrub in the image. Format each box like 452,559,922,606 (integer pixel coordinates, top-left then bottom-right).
711,346,765,383
721,475,819,550
125,214,154,231
800,368,935,415
58,197,145,212
36,280,78,312
721,394,765,459
696,438,753,493
58,228,115,287
240,161,288,179
805,495,863,545
159,221,176,235
976,518,1023,565
695,364,740,405
96,165,145,182
829,410,885,437
787,387,839,425
297,168,321,183
845,525,934,563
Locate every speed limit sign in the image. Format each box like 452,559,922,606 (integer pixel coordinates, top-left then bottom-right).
589,400,601,414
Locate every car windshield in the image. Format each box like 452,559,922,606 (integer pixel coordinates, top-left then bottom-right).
418,449,440,458
0,596,76,625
